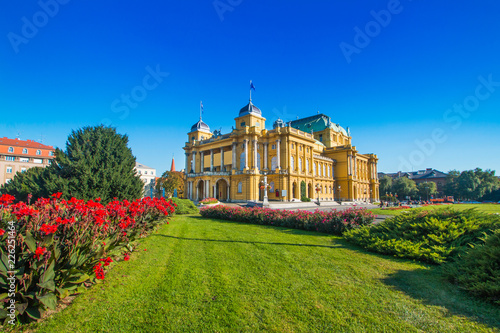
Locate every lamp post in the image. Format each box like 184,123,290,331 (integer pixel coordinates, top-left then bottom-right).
370,189,372,203
261,171,269,207
315,184,321,206
338,185,341,202
364,189,367,203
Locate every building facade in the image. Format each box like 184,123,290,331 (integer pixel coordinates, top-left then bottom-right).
0,137,55,185
183,100,379,203
135,162,157,197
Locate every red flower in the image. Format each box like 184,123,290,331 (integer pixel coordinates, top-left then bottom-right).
124,253,130,261
93,263,105,280
99,257,113,267
0,194,15,206
51,192,63,199
39,223,58,235
0,229,5,236
144,249,147,251
34,247,47,260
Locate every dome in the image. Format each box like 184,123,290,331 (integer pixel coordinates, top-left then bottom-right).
239,101,262,117
190,119,211,133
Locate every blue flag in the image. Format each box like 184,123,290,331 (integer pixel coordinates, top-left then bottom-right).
250,81,256,91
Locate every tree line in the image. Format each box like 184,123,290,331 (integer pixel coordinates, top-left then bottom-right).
379,168,499,202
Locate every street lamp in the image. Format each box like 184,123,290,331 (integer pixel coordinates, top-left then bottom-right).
315,184,321,206
261,171,269,207
338,185,341,202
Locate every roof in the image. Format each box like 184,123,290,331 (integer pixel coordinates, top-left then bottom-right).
190,119,211,133
289,114,348,136
135,162,155,170
379,169,448,180
238,101,262,117
0,137,54,150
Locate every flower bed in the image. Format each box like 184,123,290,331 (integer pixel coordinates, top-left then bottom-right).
199,198,219,205
200,205,375,235
0,193,174,323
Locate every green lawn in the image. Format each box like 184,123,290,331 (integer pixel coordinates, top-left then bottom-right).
24,215,500,332
370,203,500,216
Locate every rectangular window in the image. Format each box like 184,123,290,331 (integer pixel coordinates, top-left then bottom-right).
319,134,323,142
240,122,246,127
20,157,29,162
6,167,12,173
21,168,27,173
5,156,15,161
272,144,276,150
33,159,43,164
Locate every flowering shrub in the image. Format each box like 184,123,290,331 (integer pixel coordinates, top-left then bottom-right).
0,194,174,323
199,198,219,205
200,205,375,235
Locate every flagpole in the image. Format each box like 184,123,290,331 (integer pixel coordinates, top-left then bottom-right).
249,80,252,102
200,101,202,120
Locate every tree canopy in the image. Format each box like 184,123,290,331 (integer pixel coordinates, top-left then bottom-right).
155,171,185,198
1,125,143,203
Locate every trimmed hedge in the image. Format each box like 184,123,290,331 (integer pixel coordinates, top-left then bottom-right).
200,205,375,235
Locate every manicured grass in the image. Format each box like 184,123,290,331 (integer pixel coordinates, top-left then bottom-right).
369,203,500,216
23,215,500,332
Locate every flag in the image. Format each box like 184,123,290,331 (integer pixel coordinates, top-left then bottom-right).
200,101,204,112
250,81,256,91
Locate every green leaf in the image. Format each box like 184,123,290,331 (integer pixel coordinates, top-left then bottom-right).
25,231,37,252
25,306,42,320
37,293,57,310
41,261,55,284
0,308,8,319
38,279,56,291
67,273,90,285
0,254,8,274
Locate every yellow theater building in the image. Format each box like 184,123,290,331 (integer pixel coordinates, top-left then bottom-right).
183,98,379,203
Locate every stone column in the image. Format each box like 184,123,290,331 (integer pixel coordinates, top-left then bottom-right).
185,153,189,173
227,185,230,201
276,139,281,169
232,143,236,169
244,139,249,169
200,151,204,173
220,147,224,171
210,149,214,172
253,140,257,170
191,151,196,173
264,143,268,169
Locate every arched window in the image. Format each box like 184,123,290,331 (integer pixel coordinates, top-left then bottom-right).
240,152,245,171
269,181,275,192
291,156,295,171
332,166,335,178
299,158,302,172
22,148,28,154
49,151,54,156
323,164,326,177
271,156,277,170
237,182,243,193
8,147,13,153
36,150,41,155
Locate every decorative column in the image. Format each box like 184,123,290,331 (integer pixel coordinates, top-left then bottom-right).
244,139,249,169
232,143,236,169
264,143,268,170
276,139,281,169
220,147,224,171
210,149,214,172
253,140,258,170
227,185,230,201
200,151,204,173
185,153,189,173
191,151,196,173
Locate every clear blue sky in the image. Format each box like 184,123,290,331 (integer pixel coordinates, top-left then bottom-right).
2,1,500,174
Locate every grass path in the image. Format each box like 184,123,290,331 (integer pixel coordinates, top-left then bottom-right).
28,215,500,332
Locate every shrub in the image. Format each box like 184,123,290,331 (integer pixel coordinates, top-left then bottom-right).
344,208,500,264
169,198,199,215
301,196,311,202
444,230,500,305
0,194,174,323
200,205,374,235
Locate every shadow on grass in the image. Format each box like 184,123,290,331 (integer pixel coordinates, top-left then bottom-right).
381,267,500,330
151,233,342,249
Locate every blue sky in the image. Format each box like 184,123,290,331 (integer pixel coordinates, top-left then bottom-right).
1,1,500,174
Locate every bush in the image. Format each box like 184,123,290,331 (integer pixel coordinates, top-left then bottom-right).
200,205,374,235
169,198,199,215
200,198,219,205
0,194,174,323
344,208,499,264
301,196,311,202
444,230,500,305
